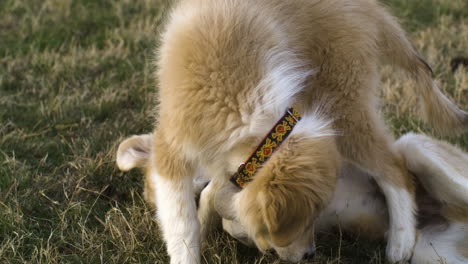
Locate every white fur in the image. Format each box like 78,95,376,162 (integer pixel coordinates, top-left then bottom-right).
412,222,468,264
290,112,337,139
249,49,314,122
316,163,387,231
221,105,335,178
151,169,201,264
380,184,416,262
396,133,468,206
116,134,152,171
223,57,314,153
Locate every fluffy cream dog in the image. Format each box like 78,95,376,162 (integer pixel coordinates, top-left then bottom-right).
218,133,468,264
118,115,340,262
117,0,467,263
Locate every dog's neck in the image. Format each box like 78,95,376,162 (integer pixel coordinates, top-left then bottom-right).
230,107,302,188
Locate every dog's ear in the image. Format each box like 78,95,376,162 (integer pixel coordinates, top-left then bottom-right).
247,133,340,247
258,181,313,247
116,134,153,171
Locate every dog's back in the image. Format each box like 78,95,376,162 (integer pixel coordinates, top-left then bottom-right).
151,1,466,262
158,0,466,160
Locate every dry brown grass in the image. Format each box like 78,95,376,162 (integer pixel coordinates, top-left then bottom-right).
0,0,466,263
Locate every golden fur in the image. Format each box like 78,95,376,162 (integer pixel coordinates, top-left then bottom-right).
236,131,339,250
117,0,467,263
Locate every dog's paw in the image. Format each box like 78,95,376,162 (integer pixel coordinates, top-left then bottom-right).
386,228,416,263
169,255,200,264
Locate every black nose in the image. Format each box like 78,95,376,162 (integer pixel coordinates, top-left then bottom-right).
303,251,315,260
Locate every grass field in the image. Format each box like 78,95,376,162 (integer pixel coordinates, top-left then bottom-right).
0,0,466,263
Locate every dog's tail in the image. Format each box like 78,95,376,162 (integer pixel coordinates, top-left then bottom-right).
376,6,467,136
395,133,468,208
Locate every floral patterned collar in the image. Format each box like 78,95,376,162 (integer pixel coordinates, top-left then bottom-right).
230,107,302,188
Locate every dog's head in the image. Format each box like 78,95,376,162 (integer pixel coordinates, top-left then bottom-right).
215,119,340,262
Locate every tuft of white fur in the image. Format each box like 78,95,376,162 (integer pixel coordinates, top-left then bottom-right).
289,110,337,139
250,47,316,121
151,168,201,264
214,37,319,155
241,48,316,146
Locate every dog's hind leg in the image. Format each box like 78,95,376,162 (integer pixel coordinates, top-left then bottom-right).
336,110,416,263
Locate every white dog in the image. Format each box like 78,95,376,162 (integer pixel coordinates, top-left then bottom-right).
217,133,468,263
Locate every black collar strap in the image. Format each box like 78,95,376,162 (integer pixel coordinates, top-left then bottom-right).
230,107,302,188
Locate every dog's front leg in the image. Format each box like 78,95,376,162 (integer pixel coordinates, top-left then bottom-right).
197,180,222,243
379,182,416,262
152,172,200,264
151,139,200,264
335,114,417,263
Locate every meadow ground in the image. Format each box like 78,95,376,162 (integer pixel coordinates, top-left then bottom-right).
0,0,466,263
